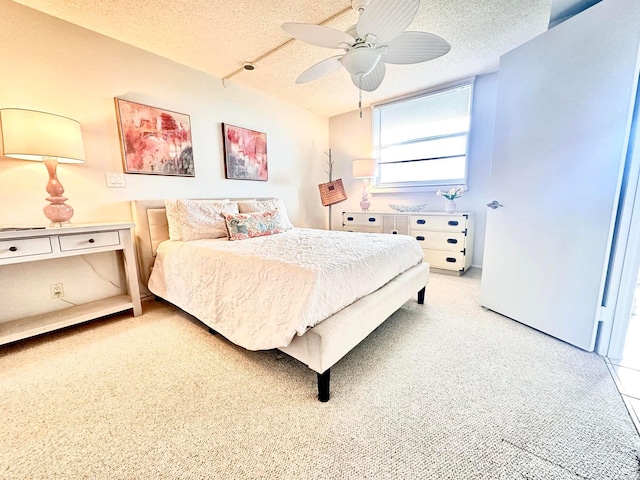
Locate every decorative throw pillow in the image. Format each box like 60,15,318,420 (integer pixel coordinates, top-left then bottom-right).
236,199,294,230
176,199,238,241
223,210,286,241
165,199,182,241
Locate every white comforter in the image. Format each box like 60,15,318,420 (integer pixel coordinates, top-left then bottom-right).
148,228,424,350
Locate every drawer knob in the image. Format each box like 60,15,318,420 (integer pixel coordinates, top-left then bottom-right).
416,236,425,241
448,220,459,226
416,219,426,225
9,246,17,252
447,238,458,244
347,217,354,221
446,257,457,263
88,238,95,243
368,217,376,222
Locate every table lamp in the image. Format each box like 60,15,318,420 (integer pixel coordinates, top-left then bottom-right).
352,158,377,212
0,108,86,226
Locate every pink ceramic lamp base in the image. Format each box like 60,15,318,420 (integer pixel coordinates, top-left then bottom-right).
43,158,74,226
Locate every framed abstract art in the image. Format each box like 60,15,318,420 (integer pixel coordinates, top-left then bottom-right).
115,98,195,176
221,123,268,181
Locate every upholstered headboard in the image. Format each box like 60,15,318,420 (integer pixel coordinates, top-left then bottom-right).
131,199,273,285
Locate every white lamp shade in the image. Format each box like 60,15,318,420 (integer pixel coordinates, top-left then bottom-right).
352,158,378,178
0,108,86,164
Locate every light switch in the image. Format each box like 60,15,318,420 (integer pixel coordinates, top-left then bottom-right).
106,172,126,188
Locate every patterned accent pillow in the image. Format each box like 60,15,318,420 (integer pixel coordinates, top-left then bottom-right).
177,199,238,241
223,210,286,241
236,198,293,230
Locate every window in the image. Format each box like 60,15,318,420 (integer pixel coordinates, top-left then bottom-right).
372,80,473,192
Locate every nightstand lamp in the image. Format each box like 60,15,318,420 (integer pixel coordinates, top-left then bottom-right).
0,108,86,226
352,158,377,212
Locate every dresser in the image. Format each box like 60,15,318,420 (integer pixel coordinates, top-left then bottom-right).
342,211,474,275
0,223,142,345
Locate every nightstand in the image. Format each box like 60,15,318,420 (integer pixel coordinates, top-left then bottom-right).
0,222,142,345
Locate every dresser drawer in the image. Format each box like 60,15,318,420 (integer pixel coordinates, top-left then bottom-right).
412,231,466,251
343,226,382,234
411,214,467,232
423,249,466,271
0,237,53,260
342,213,381,227
58,231,121,251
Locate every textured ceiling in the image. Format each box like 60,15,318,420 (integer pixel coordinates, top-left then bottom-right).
11,0,555,117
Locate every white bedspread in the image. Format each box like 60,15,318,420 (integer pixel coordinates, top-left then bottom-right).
148,228,424,350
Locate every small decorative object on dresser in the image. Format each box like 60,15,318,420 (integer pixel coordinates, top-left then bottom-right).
436,186,464,213
343,210,474,275
389,204,429,213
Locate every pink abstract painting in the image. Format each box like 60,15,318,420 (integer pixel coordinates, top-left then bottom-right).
115,99,194,176
222,123,268,181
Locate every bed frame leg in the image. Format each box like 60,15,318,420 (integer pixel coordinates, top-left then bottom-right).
418,286,426,304
317,369,331,402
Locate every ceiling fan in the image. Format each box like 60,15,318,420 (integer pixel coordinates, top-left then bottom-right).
282,0,451,92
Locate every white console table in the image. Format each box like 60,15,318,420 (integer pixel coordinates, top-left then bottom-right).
0,222,142,345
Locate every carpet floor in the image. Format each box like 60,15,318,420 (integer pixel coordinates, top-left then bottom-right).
1,269,639,479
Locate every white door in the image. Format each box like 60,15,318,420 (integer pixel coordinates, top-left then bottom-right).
479,0,640,351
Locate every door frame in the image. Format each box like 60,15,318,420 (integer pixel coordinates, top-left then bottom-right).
600,82,640,357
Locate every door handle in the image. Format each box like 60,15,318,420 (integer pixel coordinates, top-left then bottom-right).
487,200,503,209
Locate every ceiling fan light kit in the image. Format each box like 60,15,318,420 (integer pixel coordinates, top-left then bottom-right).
341,48,381,77
282,0,451,96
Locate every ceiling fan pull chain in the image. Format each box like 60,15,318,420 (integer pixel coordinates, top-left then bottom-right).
359,77,363,118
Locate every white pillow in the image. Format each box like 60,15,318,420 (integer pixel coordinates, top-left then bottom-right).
164,199,182,241
176,199,238,241
165,198,231,241
237,199,293,230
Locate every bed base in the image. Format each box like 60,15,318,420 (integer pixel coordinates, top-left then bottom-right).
278,263,428,402
132,199,429,402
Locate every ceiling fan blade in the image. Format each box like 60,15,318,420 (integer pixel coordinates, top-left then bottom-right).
282,23,354,49
351,61,386,92
383,31,451,64
356,0,420,45
296,55,344,84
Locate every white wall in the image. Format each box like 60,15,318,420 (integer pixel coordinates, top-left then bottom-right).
0,1,329,321
328,73,498,266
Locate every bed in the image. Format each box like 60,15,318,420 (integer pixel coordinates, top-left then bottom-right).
132,198,429,401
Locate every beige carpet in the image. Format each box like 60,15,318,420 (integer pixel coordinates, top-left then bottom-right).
1,269,639,479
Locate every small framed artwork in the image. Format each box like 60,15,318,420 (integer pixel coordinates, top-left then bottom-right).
114,98,195,176
222,123,268,181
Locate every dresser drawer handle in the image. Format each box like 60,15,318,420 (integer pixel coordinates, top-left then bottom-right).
446,257,457,263
88,238,95,243
347,217,354,221
416,219,426,225
447,238,458,244
448,220,459,226
416,236,425,241
368,217,376,222
9,246,18,252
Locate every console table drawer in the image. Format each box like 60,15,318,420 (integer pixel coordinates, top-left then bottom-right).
0,237,52,260
58,231,121,251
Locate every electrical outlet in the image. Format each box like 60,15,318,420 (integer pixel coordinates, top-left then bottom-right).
50,283,64,299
